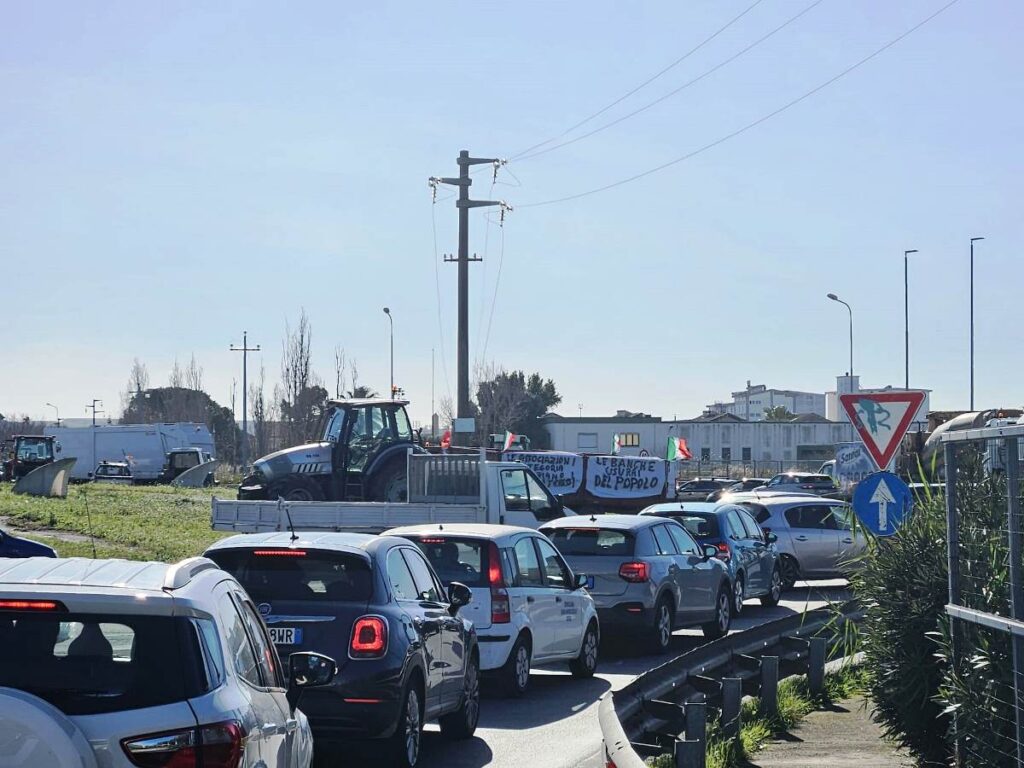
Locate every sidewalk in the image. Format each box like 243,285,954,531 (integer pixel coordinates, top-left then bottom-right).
746,697,913,767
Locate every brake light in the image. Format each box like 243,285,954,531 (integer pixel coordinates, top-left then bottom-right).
418,538,445,544
0,600,64,611
715,542,731,561
253,549,306,557
350,616,388,658
489,541,510,624
618,562,649,583
122,721,243,768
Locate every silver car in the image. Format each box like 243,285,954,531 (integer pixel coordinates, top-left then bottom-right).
755,472,838,496
539,515,732,652
730,495,867,588
0,556,337,768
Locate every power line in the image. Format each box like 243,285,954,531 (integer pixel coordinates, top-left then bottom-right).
515,0,826,162
518,0,962,209
481,220,507,364
473,179,498,366
510,0,767,160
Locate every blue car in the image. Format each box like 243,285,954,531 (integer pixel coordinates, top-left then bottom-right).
0,528,57,558
639,502,781,616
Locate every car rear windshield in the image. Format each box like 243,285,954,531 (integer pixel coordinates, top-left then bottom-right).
674,513,720,539
409,536,488,587
543,528,635,556
208,549,373,603
0,612,203,715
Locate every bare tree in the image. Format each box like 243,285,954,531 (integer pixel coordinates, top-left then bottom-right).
333,345,346,399
250,364,270,458
279,310,325,445
438,395,456,430
185,354,204,392
168,359,184,388
121,358,151,415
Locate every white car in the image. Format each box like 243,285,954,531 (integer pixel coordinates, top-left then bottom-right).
385,523,600,696
0,556,337,767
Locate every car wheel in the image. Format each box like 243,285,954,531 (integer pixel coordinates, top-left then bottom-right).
370,460,408,502
732,574,745,616
569,622,599,677
269,476,324,502
761,566,783,607
500,635,531,697
779,555,801,591
387,683,423,768
440,653,480,739
649,596,673,652
702,585,732,639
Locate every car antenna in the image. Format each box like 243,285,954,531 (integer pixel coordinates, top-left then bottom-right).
278,497,299,543
589,514,597,522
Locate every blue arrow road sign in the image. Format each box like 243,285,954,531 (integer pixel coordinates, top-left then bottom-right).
852,471,913,537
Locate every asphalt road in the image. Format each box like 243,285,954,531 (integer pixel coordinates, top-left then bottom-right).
339,581,850,768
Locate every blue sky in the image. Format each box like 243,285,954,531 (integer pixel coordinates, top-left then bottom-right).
2,1,1020,427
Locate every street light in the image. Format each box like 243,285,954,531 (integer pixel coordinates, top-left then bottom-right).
904,249,918,389
383,307,394,398
827,293,854,378
970,237,985,410
45,402,60,427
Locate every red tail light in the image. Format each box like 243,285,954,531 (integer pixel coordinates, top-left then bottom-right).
618,562,649,583
122,721,243,768
253,549,306,557
0,600,65,611
715,542,731,561
489,541,511,624
350,616,388,658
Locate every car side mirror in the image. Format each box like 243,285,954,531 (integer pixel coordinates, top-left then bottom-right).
448,581,472,615
287,651,336,704
574,573,588,590
766,532,778,543
702,544,719,560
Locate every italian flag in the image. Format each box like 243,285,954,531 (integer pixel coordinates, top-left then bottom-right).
666,436,692,461
611,434,621,455
502,431,518,451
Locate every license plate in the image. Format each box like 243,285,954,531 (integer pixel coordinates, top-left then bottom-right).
269,627,303,645
586,575,595,590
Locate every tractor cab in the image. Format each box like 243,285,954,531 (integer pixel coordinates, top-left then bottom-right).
3,435,58,481
240,399,423,502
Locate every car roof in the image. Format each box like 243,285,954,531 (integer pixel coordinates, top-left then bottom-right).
540,513,663,531
384,523,536,539
640,502,719,515
0,556,218,593
205,531,392,558
326,398,410,408
734,494,846,507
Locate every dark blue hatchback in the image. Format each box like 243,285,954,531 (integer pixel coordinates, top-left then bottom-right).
640,502,782,617
0,528,57,558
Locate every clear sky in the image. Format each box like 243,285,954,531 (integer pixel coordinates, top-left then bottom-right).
2,1,1020,427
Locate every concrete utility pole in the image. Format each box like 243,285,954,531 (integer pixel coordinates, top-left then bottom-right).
230,331,260,468
904,249,918,389
431,150,503,438
383,308,394,397
970,237,984,411
86,399,103,428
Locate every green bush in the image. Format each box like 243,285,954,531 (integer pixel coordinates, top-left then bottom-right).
847,485,951,766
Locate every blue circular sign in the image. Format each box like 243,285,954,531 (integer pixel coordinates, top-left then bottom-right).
852,471,913,537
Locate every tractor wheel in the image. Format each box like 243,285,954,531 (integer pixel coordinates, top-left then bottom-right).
269,475,325,501
370,461,408,502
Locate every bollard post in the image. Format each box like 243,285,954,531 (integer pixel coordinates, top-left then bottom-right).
808,637,826,696
674,738,702,768
721,677,742,740
684,700,707,768
761,656,779,721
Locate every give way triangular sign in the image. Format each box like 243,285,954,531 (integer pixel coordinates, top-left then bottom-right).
839,390,926,470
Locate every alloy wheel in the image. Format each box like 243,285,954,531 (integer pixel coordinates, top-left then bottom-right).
405,688,421,766
733,577,745,615
657,603,671,648
770,570,782,601
717,591,730,633
464,661,480,729
583,629,598,671
515,645,530,691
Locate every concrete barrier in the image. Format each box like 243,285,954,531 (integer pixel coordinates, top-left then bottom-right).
171,460,218,488
12,458,78,498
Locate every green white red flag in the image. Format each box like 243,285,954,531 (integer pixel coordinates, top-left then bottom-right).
502,431,518,451
666,436,692,461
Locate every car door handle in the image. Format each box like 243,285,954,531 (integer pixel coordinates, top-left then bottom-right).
527,595,535,603
554,595,562,603
795,535,809,541
263,722,284,735
842,538,854,544
285,718,298,734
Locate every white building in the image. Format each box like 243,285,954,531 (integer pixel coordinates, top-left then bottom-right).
825,375,931,432
706,382,826,421
543,409,856,467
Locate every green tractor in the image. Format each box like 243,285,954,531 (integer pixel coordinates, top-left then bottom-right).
238,399,425,502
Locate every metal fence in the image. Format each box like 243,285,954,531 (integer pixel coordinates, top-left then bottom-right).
943,423,1024,767
674,460,824,481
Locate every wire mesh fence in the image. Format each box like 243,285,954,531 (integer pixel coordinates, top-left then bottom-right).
943,424,1024,767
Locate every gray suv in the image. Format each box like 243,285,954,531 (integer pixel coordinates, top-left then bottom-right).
539,515,731,652
756,473,838,496
732,495,866,588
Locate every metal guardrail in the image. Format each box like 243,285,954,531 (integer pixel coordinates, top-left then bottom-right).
600,602,862,768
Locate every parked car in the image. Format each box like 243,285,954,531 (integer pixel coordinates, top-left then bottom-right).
0,555,336,768
676,478,734,501
205,531,480,768
539,515,732,652
754,472,838,496
731,495,866,588
385,523,600,697
0,527,56,558
639,502,781,615
91,461,133,484
705,478,769,502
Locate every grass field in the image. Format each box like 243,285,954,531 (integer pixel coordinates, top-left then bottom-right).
0,483,235,561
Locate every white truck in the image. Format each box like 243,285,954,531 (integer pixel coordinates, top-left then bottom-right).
212,452,576,533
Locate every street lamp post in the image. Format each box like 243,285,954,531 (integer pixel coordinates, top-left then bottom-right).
45,402,60,427
827,293,854,379
383,308,394,398
904,249,918,389
970,237,984,410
